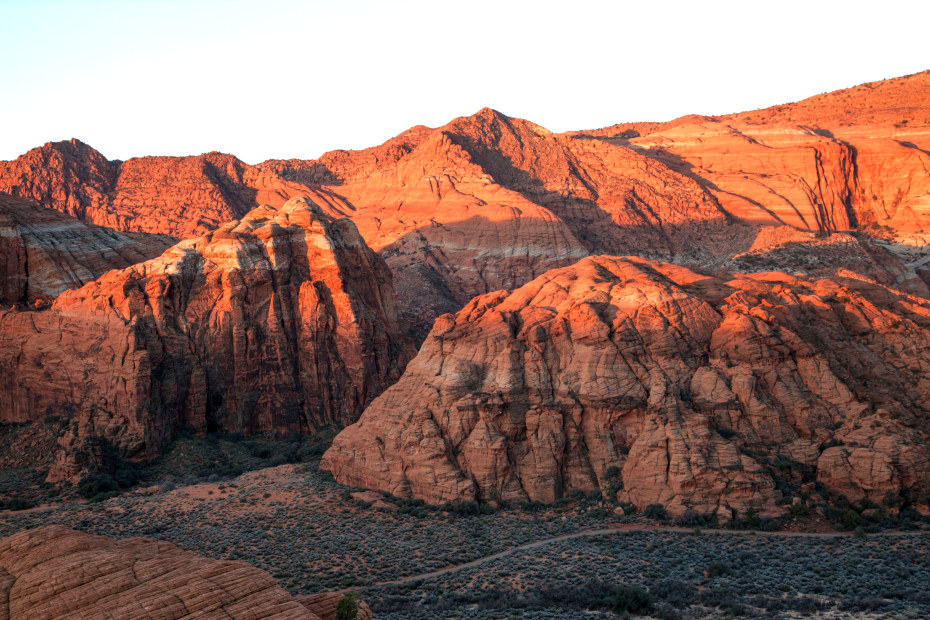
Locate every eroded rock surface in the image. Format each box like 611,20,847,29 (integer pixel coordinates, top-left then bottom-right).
0,192,175,305
0,197,413,481
5,73,930,339
323,256,930,517
0,525,334,619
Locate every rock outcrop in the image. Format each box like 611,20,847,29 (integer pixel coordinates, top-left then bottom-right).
298,593,372,620
323,256,930,517
0,140,321,239
586,70,930,240
0,192,175,305
0,197,413,481
0,525,366,619
5,72,930,339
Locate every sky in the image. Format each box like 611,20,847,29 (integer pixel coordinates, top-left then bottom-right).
1,0,928,164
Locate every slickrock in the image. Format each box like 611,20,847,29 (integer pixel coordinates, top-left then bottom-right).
297,593,372,620
0,192,175,304
323,256,930,517
0,197,413,481
0,525,327,619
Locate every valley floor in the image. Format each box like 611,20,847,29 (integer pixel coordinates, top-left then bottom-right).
1,461,929,619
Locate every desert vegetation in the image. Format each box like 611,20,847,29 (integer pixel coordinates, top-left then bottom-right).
1,452,928,618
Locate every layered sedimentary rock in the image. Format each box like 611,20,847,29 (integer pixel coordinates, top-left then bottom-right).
0,197,413,480
267,108,742,337
587,70,930,239
4,72,930,340
0,192,175,305
298,593,372,620
0,525,362,620
323,256,930,517
0,140,321,239
726,226,930,299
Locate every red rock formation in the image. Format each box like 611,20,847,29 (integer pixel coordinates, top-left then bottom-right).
298,593,372,620
0,192,175,305
323,256,930,517
0,197,413,481
0,140,319,239
4,72,930,340
584,71,930,239
0,525,361,619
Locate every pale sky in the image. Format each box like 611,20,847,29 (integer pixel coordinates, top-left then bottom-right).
1,0,928,164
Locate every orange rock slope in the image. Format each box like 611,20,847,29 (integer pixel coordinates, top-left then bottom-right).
4,72,930,338
323,256,930,518
587,70,930,238
0,197,413,481
0,139,322,239
0,192,175,305
0,525,371,620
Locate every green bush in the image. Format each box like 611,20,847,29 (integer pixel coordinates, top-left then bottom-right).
336,592,359,620
77,472,116,499
608,585,652,615
644,503,668,521
707,561,731,577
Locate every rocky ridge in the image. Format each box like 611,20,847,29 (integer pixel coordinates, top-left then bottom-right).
0,192,175,305
4,73,930,338
0,197,413,482
323,256,930,518
0,525,370,620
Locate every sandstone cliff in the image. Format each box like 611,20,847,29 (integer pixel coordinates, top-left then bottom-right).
323,256,930,518
0,197,413,481
4,72,929,341
0,192,175,305
0,525,370,620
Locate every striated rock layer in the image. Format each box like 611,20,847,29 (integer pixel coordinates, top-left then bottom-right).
0,140,322,239
3,72,930,340
0,525,367,620
323,256,930,518
0,192,175,305
0,197,413,481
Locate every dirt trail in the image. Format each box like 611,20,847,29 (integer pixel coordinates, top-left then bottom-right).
356,523,927,590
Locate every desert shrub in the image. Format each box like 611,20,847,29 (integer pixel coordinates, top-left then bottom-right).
650,579,696,607
789,502,809,517
521,500,547,512
444,501,493,516
608,585,652,614
707,561,731,577
644,503,668,521
841,508,861,529
674,509,716,528
618,501,637,515
77,472,116,499
604,465,621,479
0,497,35,511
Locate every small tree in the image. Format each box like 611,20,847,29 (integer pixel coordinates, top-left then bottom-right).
336,593,359,620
